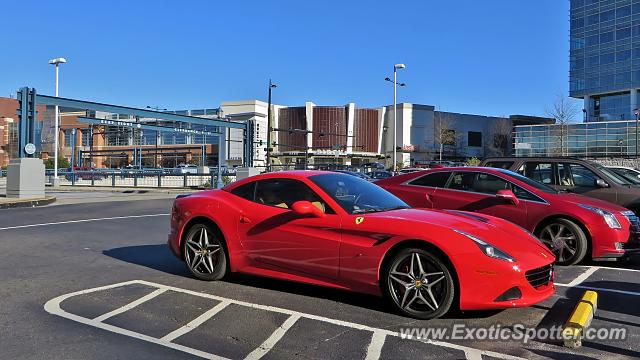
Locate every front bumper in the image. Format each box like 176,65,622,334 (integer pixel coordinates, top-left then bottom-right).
459,261,555,311
592,211,639,259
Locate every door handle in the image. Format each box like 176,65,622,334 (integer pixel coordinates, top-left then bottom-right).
240,215,252,224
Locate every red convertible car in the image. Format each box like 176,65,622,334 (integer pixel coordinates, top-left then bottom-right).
168,171,554,319
377,167,638,265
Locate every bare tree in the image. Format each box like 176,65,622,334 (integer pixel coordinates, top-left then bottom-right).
545,94,579,156
434,112,460,161
484,117,513,157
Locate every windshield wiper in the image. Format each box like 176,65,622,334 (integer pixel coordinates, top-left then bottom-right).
352,208,384,214
382,205,410,211
353,206,409,214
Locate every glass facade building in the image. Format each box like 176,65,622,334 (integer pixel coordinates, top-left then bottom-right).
514,120,640,157
570,0,640,122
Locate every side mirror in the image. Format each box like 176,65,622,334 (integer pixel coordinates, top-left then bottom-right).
291,201,326,218
496,189,520,205
595,179,609,188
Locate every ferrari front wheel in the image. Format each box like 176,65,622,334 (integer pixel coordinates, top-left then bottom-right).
182,223,228,281
382,248,455,319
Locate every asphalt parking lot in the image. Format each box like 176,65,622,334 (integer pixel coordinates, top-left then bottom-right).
1,198,639,359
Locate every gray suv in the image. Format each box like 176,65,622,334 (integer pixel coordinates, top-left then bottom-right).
481,157,640,214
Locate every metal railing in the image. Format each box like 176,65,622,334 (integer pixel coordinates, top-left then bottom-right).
43,169,236,189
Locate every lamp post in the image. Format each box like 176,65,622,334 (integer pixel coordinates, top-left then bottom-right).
71,128,76,169
147,106,167,168
385,64,405,173
266,79,277,172
48,57,66,186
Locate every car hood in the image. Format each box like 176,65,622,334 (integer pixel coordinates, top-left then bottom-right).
552,192,628,212
365,208,554,263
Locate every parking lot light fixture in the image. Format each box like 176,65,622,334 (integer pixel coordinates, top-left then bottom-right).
392,63,405,173
49,57,67,186
266,79,277,172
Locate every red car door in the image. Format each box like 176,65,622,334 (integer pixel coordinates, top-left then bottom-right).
431,171,528,228
237,178,341,280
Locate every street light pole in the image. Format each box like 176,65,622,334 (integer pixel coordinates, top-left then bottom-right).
386,64,405,173
266,79,277,172
393,68,397,172
49,57,66,185
146,106,167,168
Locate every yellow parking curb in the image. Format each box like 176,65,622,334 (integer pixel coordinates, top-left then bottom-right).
562,290,598,348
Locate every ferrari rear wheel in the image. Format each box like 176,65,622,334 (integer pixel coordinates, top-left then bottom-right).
382,248,454,320
182,223,228,281
537,218,588,266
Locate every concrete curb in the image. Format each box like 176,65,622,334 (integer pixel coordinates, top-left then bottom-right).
563,290,598,348
0,196,57,210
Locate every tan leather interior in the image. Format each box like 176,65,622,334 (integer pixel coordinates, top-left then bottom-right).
311,201,325,213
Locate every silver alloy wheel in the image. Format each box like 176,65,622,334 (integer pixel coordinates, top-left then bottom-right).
539,223,577,263
184,226,222,275
388,252,447,315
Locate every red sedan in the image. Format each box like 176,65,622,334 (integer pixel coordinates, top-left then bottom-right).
168,171,554,319
377,167,637,265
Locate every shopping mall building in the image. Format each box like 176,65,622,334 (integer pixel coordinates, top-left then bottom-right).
0,96,548,170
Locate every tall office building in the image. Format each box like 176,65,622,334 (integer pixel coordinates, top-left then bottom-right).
570,0,640,122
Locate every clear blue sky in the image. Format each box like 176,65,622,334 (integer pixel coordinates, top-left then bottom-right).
2,0,574,117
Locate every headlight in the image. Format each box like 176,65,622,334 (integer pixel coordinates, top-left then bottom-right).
579,204,621,229
453,230,515,262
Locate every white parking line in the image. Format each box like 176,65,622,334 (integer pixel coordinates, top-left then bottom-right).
575,264,640,273
160,300,231,342
553,265,640,296
0,213,170,231
565,266,599,287
364,331,386,360
93,288,167,322
464,349,484,360
44,279,525,360
556,284,640,296
244,314,301,360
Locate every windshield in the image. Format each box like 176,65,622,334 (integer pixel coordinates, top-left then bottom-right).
497,169,558,193
610,168,640,185
310,173,409,214
592,163,632,185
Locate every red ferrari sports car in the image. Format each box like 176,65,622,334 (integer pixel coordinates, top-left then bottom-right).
376,167,638,265
168,171,554,319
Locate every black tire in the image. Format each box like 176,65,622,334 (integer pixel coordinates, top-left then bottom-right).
536,218,588,266
182,223,228,281
381,248,455,319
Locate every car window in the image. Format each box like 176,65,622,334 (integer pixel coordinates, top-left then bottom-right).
409,172,452,187
519,162,555,185
557,164,574,186
447,172,510,195
566,164,599,187
255,178,334,214
309,173,408,214
484,161,514,169
471,173,510,194
511,184,542,201
592,163,630,185
496,169,558,194
447,172,475,192
230,181,256,201
612,168,640,184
